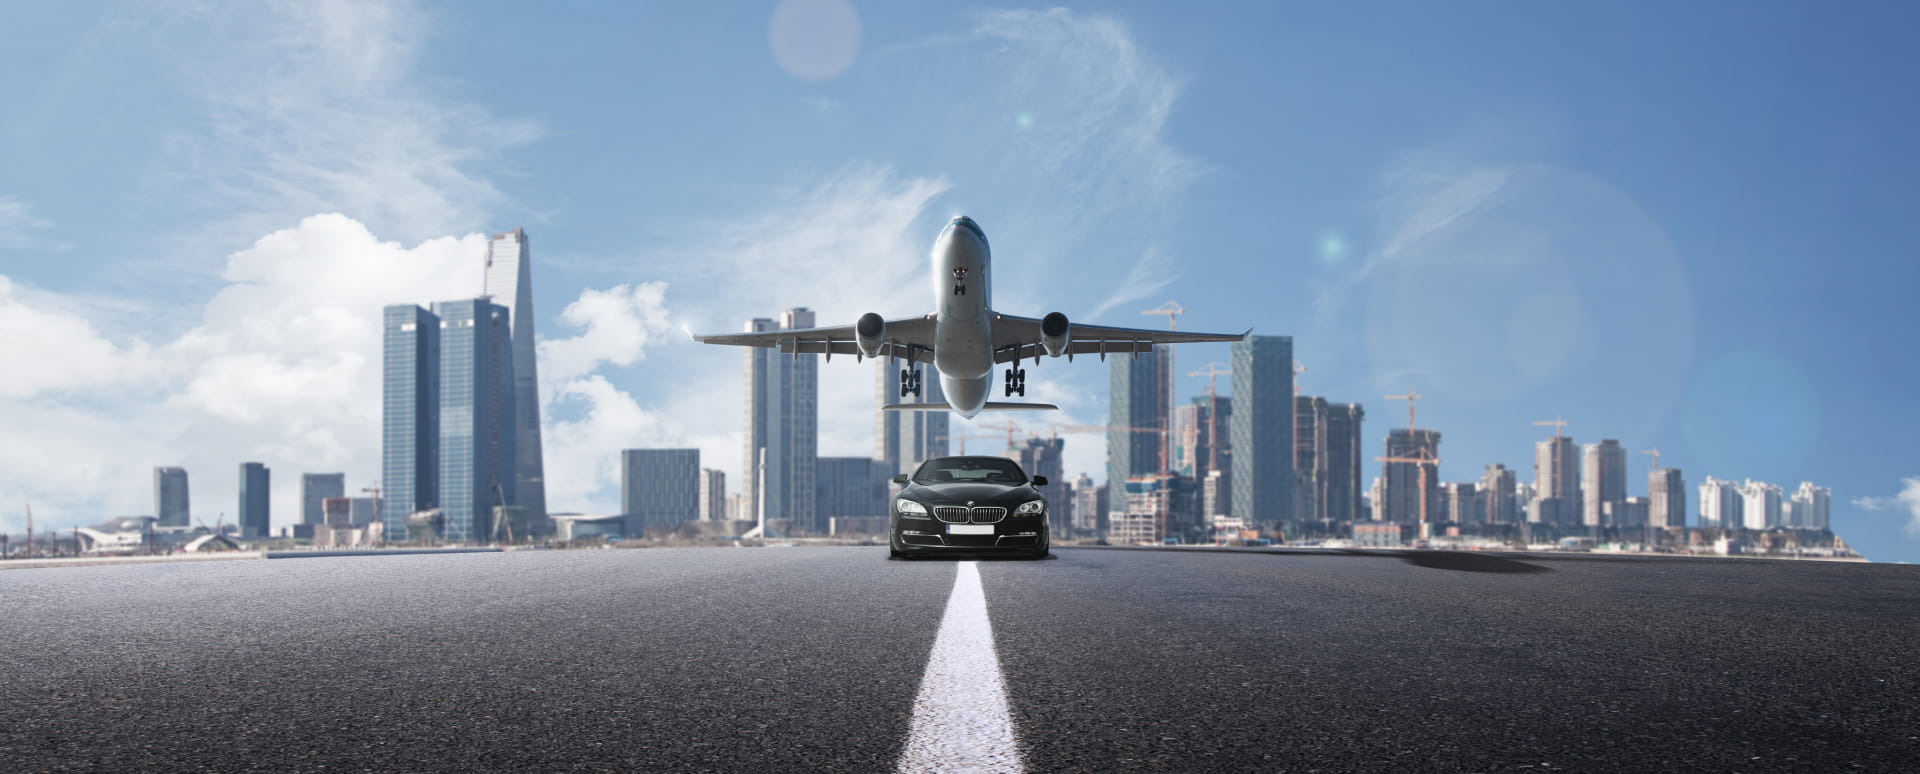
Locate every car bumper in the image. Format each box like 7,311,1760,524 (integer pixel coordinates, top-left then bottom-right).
893,517,1047,551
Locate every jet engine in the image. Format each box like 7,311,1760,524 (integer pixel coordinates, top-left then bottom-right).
1041,312,1070,357
856,312,886,358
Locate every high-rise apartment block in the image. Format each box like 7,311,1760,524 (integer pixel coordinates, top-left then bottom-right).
382,303,441,539
1480,464,1518,524
1698,476,1742,528
1649,468,1687,528
1582,440,1627,527
744,308,819,532
1532,435,1581,526
484,228,550,532
1739,480,1783,530
699,469,727,522
301,473,346,527
154,467,190,528
876,362,947,476
1230,335,1294,525
1790,482,1830,530
238,462,270,539
1381,428,1441,524
622,449,700,536
434,298,516,544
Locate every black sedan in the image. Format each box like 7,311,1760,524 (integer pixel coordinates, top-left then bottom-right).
888,456,1051,559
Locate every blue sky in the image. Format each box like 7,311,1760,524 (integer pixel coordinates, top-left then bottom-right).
4,1,1920,561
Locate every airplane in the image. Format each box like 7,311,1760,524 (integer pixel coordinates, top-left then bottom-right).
692,215,1247,419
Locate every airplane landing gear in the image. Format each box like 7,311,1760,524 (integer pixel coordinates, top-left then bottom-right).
1004,366,1027,397
900,368,923,398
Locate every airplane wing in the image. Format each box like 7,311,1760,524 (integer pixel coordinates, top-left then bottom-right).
990,314,1247,364
692,314,939,363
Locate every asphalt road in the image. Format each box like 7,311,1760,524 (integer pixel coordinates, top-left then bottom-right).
2,547,1916,772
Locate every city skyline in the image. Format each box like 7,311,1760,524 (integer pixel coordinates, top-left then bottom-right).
3,3,1918,560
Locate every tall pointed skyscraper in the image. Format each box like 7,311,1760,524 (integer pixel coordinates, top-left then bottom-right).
484,229,548,532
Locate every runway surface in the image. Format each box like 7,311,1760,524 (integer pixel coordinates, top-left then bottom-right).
2,547,1916,772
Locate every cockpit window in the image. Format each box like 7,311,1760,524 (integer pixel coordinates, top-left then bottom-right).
913,456,1026,484
944,217,988,246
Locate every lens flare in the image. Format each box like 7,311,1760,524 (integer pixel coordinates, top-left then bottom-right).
768,0,862,82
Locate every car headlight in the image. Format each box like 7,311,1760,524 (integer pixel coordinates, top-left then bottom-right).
1016,500,1046,515
896,499,929,518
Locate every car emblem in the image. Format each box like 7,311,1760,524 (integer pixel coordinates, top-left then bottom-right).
967,500,975,506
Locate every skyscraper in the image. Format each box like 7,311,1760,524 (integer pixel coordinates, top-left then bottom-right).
1171,402,1200,477
1110,348,1164,497
154,467,190,528
1698,476,1742,528
814,457,890,529
1532,435,1581,526
621,449,700,537
382,303,441,540
1581,440,1627,527
744,308,818,532
1014,437,1070,533
1071,473,1099,532
433,298,516,543
699,469,727,522
875,361,947,476
1294,395,1329,521
1323,403,1364,523
1230,335,1294,525
301,473,346,527
1481,464,1518,524
1649,468,1687,528
1381,428,1441,524
238,462,270,539
483,228,549,532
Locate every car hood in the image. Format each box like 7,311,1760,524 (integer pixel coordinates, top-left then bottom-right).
903,482,1038,505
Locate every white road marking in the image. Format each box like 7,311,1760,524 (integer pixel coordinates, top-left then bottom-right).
898,561,1025,773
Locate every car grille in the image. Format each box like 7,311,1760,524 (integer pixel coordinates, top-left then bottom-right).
933,506,1008,524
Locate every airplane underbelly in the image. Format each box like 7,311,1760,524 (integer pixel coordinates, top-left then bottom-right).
943,375,990,419
934,316,991,380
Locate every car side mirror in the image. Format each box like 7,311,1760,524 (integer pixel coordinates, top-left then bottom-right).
1030,475,1048,486
892,474,910,484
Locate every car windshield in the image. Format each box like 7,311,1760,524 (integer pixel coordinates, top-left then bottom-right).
913,457,1026,484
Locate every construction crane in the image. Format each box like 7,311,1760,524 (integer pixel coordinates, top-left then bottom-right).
1375,390,1439,528
1187,362,1231,474
1533,415,1569,440
362,482,383,544
1642,448,1661,471
1141,300,1184,331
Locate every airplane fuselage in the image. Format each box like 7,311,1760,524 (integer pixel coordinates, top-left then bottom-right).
933,217,996,417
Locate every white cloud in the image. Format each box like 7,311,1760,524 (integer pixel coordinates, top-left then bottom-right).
1853,478,1920,537
0,214,485,533
538,282,675,387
